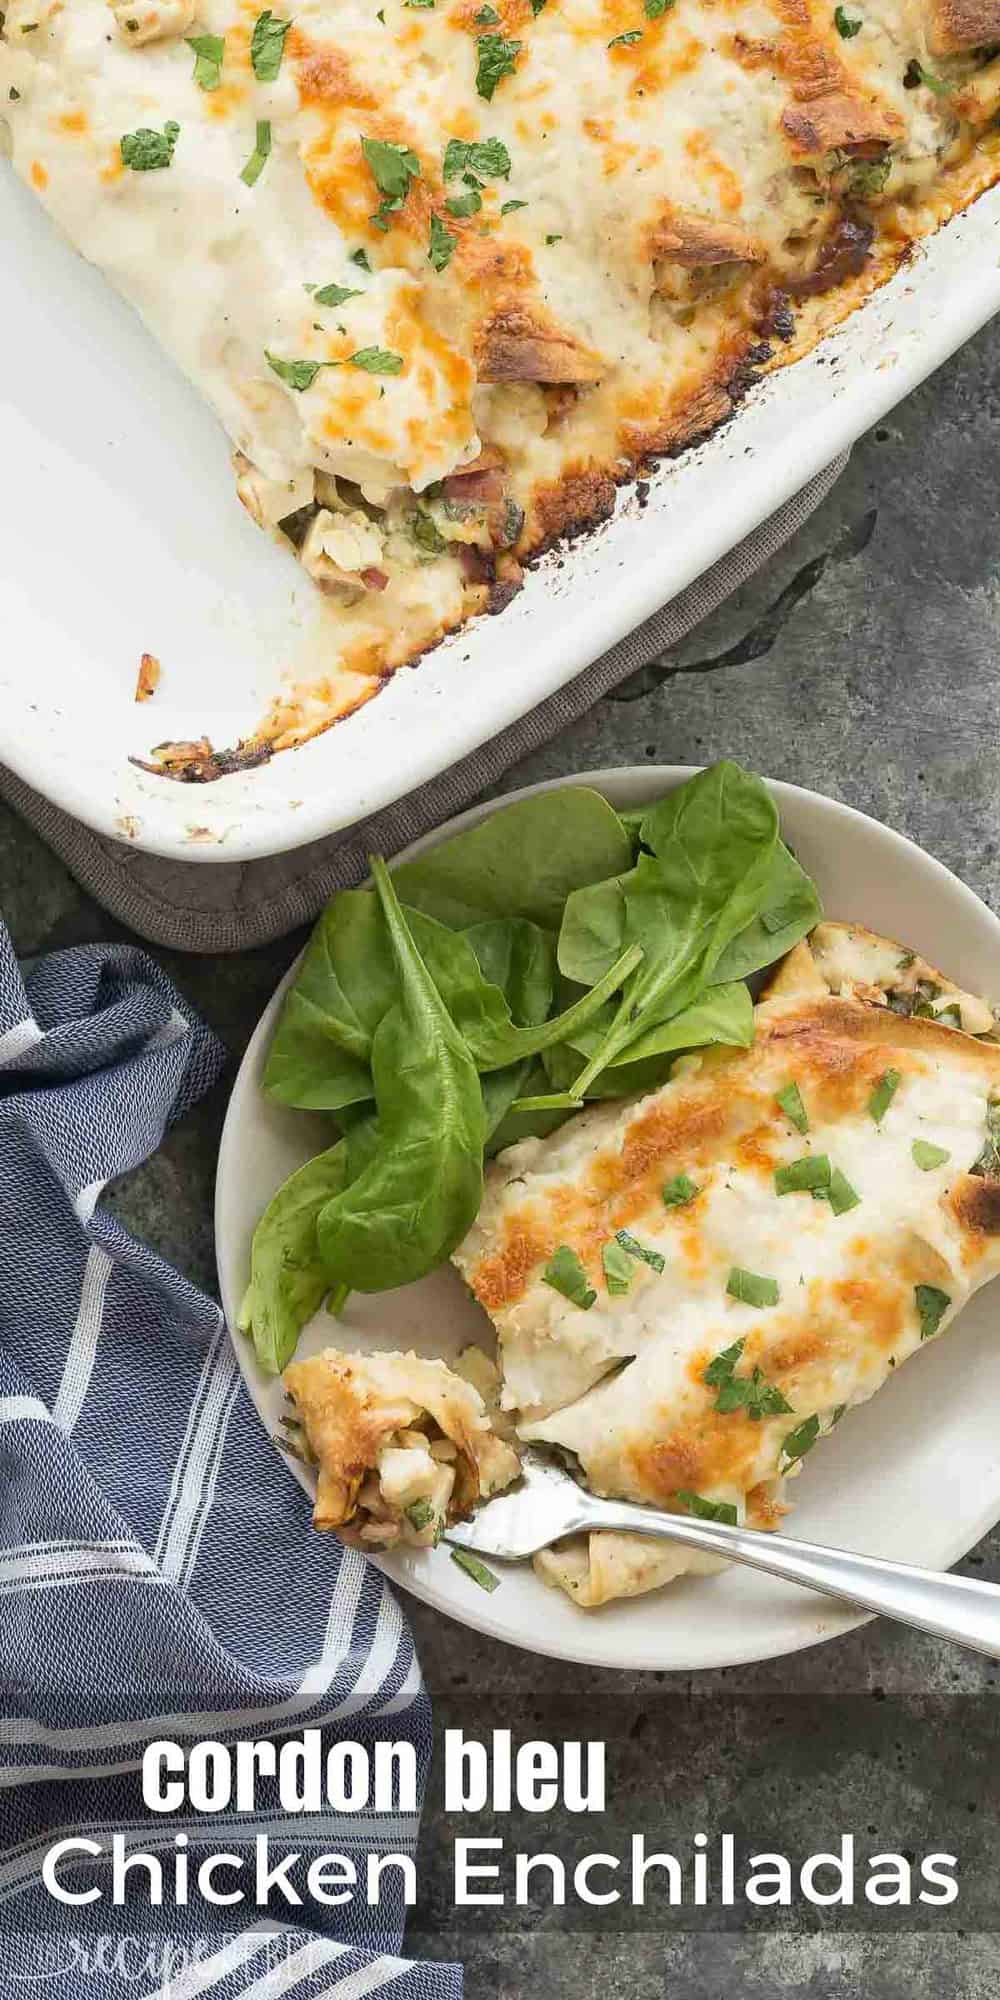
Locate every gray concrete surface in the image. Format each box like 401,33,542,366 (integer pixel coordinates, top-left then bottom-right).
5,315,1000,1995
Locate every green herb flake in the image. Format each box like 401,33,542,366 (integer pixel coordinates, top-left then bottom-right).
406,1497,436,1529
530,0,546,11
240,117,272,186
429,211,458,269
446,189,482,217
675,1489,738,1525
825,1166,861,1215
644,0,674,15
780,1414,821,1465
250,9,291,78
312,280,363,306
362,135,421,228
543,1245,597,1310
662,1172,699,1208
702,1338,791,1419
727,1267,780,1309
265,349,324,391
774,1153,831,1197
411,506,447,554
406,1,435,9
608,27,643,43
475,3,500,18
703,1338,745,1387
120,120,180,171
868,1067,901,1125
602,1238,634,1296
912,1139,950,1171
615,1227,665,1274
776,1081,809,1135
186,32,225,89
915,1283,950,1341
349,345,404,373
450,1547,500,1591
443,135,511,179
834,4,862,31
501,197,527,213
545,231,562,243
475,31,522,99
350,247,372,270
904,56,952,91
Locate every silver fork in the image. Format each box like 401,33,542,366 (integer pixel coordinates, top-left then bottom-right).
444,1447,1000,1658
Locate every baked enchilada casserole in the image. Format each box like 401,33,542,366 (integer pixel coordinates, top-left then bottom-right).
3,0,1000,748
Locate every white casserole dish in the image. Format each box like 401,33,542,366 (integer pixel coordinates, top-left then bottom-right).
3,167,1000,865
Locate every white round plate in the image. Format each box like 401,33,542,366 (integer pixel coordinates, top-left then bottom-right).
216,766,1000,1671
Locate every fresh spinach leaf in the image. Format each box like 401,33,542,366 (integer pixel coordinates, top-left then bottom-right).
392,788,632,929
315,859,486,1291
560,980,754,1069
712,840,822,981
564,763,779,1094
238,1142,348,1374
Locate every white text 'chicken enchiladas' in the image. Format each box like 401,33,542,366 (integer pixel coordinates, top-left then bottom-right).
5,0,1000,762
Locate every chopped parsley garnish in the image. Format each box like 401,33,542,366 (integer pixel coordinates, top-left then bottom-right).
675,1489,738,1526
850,156,891,199
545,231,562,243
530,0,547,10
350,346,404,372
311,280,363,306
475,3,500,18
615,1227,665,1273
186,32,224,90
776,1081,809,1135
825,1166,861,1215
702,1337,791,1419
451,1547,500,1591
904,56,951,91
915,1283,950,1341
475,31,522,98
443,134,511,179
774,1153,831,1197
500,198,527,213
240,118,272,185
868,1067,901,1125
912,1139,950,1171
362,135,421,229
543,1245,596,1309
250,9,292,80
429,212,458,269
602,1238,634,1296
406,1498,437,1530
972,1099,1000,1178
120,120,179,171
447,189,482,216
780,1414,821,1465
266,350,325,391
411,506,447,553
662,1172,699,1208
834,4,862,32
350,247,372,270
608,27,642,42
645,0,674,14
250,10,291,79
727,1267,779,1309
406,1,435,9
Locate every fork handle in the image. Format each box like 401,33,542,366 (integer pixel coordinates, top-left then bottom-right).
581,1497,1000,1658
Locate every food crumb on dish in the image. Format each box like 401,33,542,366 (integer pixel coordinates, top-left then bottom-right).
134,652,161,703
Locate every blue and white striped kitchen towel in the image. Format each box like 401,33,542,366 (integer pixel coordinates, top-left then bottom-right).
0,922,460,2000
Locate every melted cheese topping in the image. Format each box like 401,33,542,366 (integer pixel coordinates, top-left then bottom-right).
4,0,1000,738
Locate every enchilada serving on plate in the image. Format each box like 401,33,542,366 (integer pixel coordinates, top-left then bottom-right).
4,0,1000,759
225,766,1000,1629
